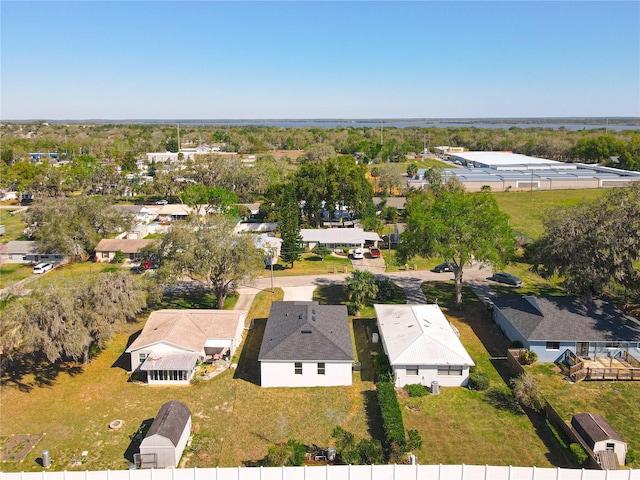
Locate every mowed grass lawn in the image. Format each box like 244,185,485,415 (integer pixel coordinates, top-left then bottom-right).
493,189,607,239
0,291,375,471
528,363,640,469
269,253,352,277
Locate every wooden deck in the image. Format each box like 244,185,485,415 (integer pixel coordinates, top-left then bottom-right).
569,351,640,382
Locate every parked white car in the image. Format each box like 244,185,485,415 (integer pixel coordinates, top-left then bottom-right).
352,248,364,260
33,263,53,274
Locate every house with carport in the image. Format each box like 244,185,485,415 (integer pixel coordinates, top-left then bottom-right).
259,301,354,387
300,228,381,251
126,309,248,385
374,304,475,388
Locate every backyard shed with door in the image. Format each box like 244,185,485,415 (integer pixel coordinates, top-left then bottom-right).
139,401,191,468
571,412,627,467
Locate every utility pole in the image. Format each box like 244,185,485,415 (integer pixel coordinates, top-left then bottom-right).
177,124,181,152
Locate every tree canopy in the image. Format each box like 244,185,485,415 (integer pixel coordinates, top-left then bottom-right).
531,184,640,299
344,269,379,314
399,180,517,306
155,216,264,308
25,196,134,261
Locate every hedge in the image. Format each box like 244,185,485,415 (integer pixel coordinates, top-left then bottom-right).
376,381,405,446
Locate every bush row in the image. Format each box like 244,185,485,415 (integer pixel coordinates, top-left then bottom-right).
376,381,406,447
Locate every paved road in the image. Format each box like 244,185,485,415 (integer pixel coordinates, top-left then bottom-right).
235,263,496,308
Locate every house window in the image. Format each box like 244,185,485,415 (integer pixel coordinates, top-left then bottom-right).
437,366,463,376
605,342,620,348
546,342,560,350
406,366,419,376
295,362,302,375
318,363,325,375
139,353,148,364
606,443,615,451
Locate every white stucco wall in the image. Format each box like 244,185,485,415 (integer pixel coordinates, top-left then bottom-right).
261,361,352,387
393,365,470,388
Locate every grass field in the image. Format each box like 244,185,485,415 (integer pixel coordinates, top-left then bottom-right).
493,189,607,239
270,252,352,277
0,263,33,289
0,208,27,243
527,363,640,468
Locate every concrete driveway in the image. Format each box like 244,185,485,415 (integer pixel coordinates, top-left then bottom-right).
282,286,317,302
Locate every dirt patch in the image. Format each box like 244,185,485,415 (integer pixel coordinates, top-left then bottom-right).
0,434,45,462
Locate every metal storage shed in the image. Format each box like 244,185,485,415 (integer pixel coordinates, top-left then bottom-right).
138,401,191,468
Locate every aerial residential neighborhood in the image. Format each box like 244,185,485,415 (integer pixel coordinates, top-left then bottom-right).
2,1,640,480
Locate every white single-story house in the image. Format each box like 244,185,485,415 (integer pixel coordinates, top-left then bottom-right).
138,401,191,469
157,204,194,223
571,413,627,467
374,304,475,388
126,309,248,385
492,296,640,363
300,228,381,251
114,205,160,224
259,301,354,388
0,240,66,264
94,238,154,263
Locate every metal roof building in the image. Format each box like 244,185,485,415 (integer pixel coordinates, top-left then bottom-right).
409,151,640,191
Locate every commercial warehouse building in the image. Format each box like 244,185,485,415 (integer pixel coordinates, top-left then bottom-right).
409,152,640,191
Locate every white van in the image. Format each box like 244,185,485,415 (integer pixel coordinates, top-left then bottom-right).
33,263,53,274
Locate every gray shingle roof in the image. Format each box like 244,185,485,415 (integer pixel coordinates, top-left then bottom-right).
145,401,191,447
493,296,640,342
258,301,354,362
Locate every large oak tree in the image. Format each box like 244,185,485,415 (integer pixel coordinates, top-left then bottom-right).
398,180,517,307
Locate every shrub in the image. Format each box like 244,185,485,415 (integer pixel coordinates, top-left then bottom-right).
111,250,125,264
520,350,538,365
376,381,405,446
404,383,428,397
510,373,546,412
313,246,331,260
357,438,384,465
264,439,306,466
406,429,423,451
373,353,392,380
626,449,635,465
375,278,398,302
569,443,588,466
468,371,490,391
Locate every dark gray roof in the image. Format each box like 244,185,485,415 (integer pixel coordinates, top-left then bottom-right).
145,401,191,447
258,301,354,362
571,413,625,449
492,296,640,342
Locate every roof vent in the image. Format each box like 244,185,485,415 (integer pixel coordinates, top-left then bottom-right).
312,316,316,321
298,314,303,319
301,330,312,334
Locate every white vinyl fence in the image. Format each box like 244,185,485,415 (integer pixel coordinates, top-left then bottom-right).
1,465,638,480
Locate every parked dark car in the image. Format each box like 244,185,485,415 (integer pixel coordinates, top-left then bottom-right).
489,272,522,287
130,266,145,274
432,262,457,273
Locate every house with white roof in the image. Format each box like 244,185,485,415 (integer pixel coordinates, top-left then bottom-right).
374,304,475,388
300,228,381,250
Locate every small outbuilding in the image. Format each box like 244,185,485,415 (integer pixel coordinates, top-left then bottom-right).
571,412,627,467
139,401,192,468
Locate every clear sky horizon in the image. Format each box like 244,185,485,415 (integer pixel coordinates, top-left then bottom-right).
1,1,639,120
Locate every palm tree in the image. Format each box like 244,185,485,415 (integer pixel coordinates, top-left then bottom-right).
344,269,379,314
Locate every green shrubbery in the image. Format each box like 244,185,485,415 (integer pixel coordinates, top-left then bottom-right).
520,350,538,365
468,371,491,390
110,250,125,263
332,426,384,465
373,353,392,380
377,382,406,446
569,443,588,466
264,439,307,466
404,383,428,397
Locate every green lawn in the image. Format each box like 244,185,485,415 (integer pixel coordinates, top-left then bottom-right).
527,363,640,468
269,252,352,277
0,208,27,243
0,264,33,289
493,189,607,239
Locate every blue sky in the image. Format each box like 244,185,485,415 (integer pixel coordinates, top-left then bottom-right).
1,1,639,119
